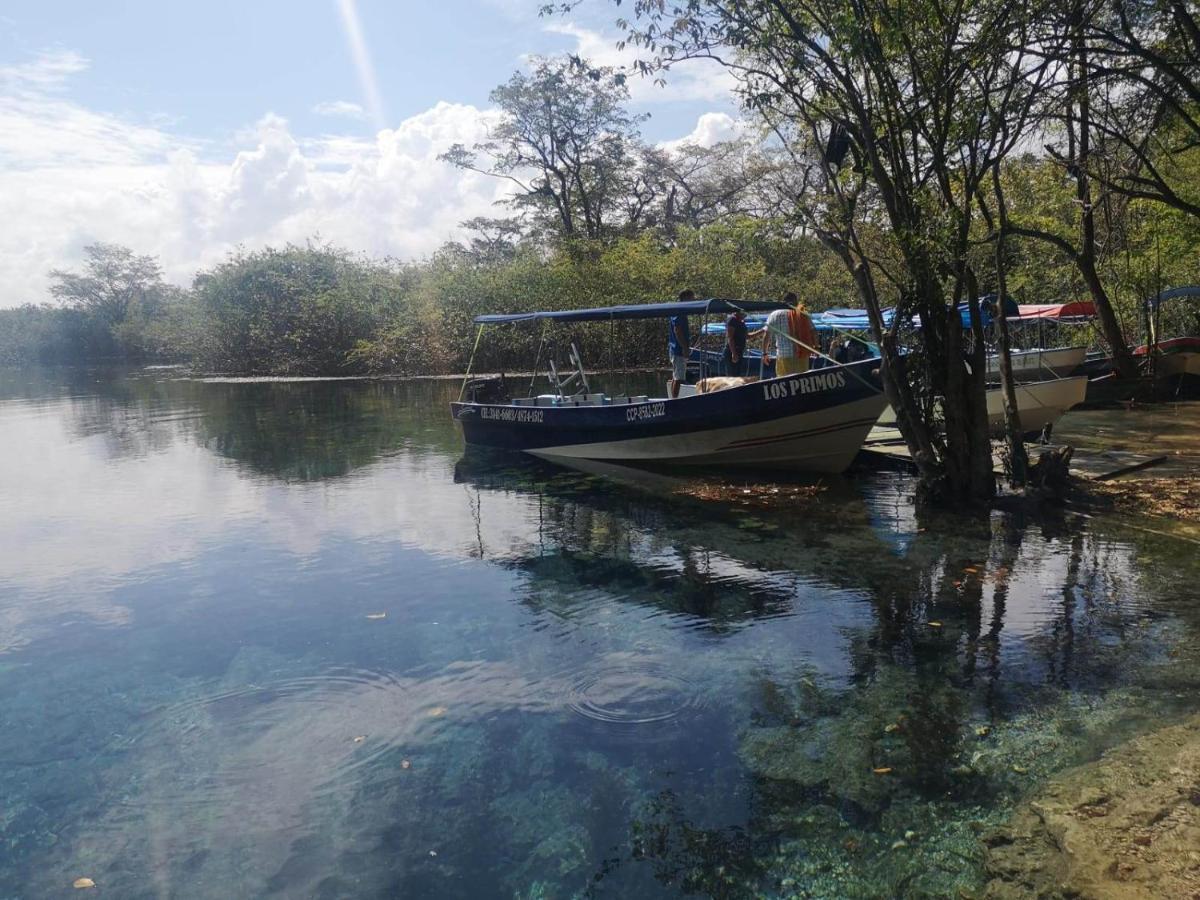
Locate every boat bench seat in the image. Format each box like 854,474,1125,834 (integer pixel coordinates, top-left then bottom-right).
512,393,629,407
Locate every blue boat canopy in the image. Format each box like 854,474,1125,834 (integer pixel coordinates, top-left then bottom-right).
1146,285,1200,310
707,302,999,336
813,308,890,331
473,298,792,326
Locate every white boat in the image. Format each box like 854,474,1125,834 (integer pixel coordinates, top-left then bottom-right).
1142,287,1200,397
452,300,890,474
985,346,1087,381
877,375,1088,435
1152,340,1200,379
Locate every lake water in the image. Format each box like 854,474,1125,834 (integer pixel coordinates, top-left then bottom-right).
2,368,1199,899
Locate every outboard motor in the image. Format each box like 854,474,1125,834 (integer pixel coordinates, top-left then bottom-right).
464,375,508,404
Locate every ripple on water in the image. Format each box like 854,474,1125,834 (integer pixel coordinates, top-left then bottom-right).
563,657,705,731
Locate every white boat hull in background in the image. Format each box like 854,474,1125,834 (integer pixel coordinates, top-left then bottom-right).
877,375,1088,434
985,346,1086,381
1157,349,1200,378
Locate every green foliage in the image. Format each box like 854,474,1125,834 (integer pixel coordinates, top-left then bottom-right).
49,243,167,325
351,223,854,375
994,154,1200,331
0,305,116,365
192,243,409,375
441,56,650,241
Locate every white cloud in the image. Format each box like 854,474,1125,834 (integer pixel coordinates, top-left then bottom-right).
0,47,88,91
0,49,179,170
542,22,739,105
657,111,747,152
312,100,367,120
0,45,723,307
0,48,514,304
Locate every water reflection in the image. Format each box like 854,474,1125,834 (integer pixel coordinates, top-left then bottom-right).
1,369,1198,898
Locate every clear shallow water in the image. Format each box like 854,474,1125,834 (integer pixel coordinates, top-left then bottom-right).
1,369,1199,899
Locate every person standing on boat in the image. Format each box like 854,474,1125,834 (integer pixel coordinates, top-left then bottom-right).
723,309,749,376
764,293,816,376
668,289,695,398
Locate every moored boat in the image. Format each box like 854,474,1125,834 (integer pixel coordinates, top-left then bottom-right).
1139,286,1200,397
877,375,1088,436
451,300,889,473
984,346,1087,381
705,306,1085,383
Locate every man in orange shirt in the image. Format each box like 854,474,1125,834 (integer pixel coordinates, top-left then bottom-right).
763,292,816,376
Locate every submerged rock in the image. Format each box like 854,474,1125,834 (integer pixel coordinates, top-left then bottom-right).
983,714,1200,899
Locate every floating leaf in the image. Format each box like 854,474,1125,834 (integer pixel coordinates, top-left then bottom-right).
73,878,96,890
365,613,387,620
872,766,893,775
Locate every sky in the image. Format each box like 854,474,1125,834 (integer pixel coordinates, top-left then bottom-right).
0,0,742,305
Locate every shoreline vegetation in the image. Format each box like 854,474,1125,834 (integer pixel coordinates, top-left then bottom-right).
2,182,1196,378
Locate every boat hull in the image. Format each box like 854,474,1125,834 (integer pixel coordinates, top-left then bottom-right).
1155,340,1200,397
452,360,888,474
1136,337,1200,397
877,375,1088,434
985,346,1087,382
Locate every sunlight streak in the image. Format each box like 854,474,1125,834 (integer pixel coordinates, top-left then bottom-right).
335,0,386,131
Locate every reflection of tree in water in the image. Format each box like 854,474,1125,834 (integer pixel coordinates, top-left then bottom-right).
191,380,462,481
53,369,185,460
443,459,1200,896
455,455,906,630
49,369,466,480
587,509,1200,898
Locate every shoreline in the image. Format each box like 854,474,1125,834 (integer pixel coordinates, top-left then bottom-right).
984,714,1200,898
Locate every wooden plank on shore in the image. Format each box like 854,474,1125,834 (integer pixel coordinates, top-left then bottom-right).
859,431,1168,481
1063,450,1168,481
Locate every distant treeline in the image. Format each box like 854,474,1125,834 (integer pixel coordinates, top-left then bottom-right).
3,185,1196,377
0,226,856,375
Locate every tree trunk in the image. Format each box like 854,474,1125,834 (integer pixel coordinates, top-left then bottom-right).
1079,256,1137,378
1073,4,1138,379
842,248,942,482
963,266,997,499
991,169,1029,485
913,255,994,506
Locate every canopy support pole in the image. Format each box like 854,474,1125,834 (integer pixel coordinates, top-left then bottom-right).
528,321,549,398
458,325,485,402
